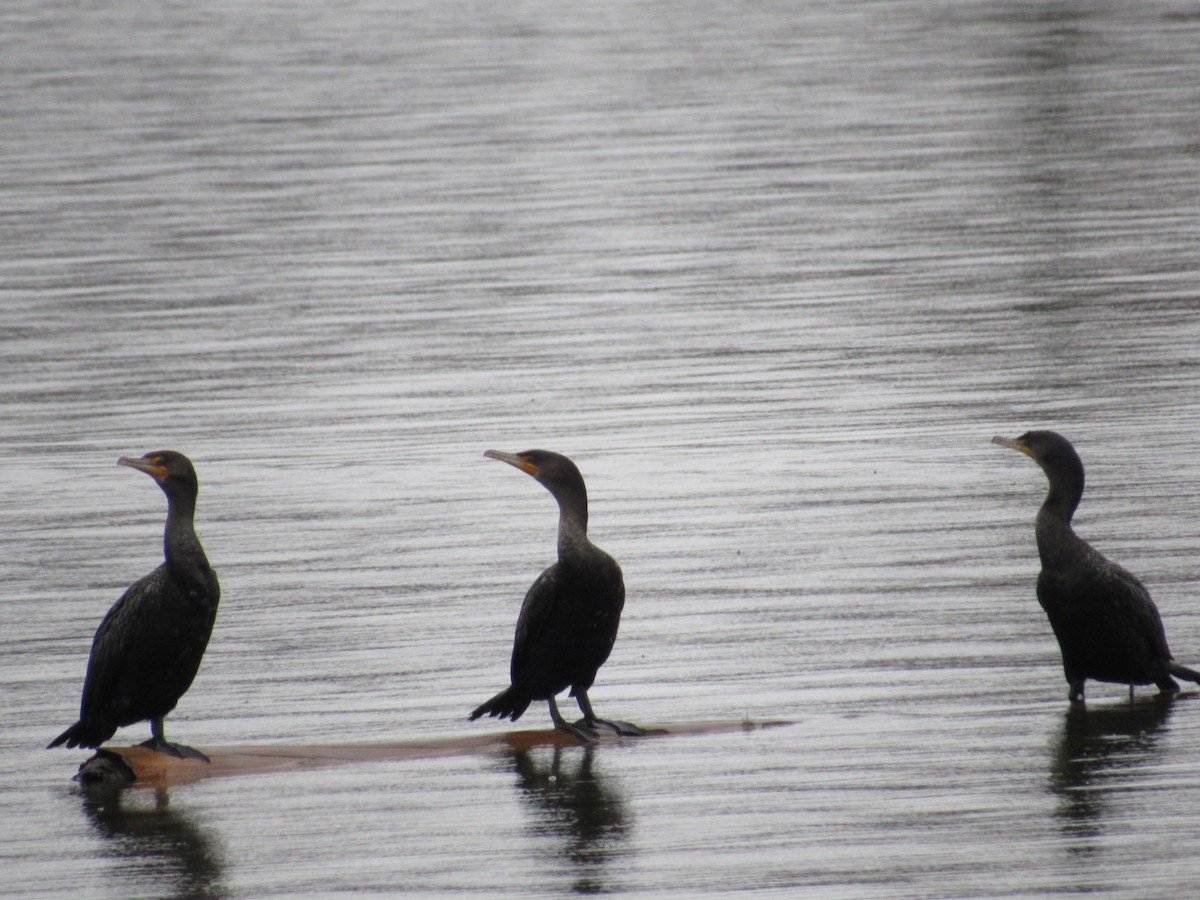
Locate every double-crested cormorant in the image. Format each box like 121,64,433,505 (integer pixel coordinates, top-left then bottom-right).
470,449,644,741
48,451,219,760
993,430,1200,702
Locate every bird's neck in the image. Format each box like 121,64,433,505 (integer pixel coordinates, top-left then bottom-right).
555,494,591,560
1035,506,1078,567
163,494,209,574
1039,463,1083,525
1034,467,1085,567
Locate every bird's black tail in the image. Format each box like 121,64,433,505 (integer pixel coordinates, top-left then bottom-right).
47,720,107,750
469,686,531,723
1170,662,1200,686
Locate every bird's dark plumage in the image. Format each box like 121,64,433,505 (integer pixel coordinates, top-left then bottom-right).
48,451,219,760
470,449,642,741
994,430,1200,702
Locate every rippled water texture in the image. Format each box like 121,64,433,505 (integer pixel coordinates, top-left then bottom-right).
5,0,1200,896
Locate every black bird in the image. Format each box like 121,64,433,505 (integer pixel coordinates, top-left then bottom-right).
470,449,643,741
993,430,1200,702
49,452,220,760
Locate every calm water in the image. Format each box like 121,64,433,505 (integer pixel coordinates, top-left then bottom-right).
5,0,1200,896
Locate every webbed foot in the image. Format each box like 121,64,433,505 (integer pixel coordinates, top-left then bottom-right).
576,717,646,737
138,736,210,763
570,690,645,737
547,695,597,741
555,720,599,742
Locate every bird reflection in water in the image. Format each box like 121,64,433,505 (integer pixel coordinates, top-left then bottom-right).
509,745,631,894
79,782,227,900
1048,697,1175,843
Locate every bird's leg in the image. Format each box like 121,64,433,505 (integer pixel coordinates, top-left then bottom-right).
1155,675,1181,695
1068,680,1086,704
573,690,646,737
138,716,168,751
1129,683,1135,703
548,696,597,742
138,717,210,762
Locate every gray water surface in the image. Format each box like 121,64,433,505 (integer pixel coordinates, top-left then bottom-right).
5,0,1200,896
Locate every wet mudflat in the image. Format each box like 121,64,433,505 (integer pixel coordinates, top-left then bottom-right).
5,0,1200,896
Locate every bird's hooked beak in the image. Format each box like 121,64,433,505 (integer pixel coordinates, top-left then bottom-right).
484,449,538,477
992,435,1034,459
118,454,169,481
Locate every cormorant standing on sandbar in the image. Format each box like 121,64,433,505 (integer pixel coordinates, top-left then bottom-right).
470,449,644,741
994,430,1200,702
48,451,219,760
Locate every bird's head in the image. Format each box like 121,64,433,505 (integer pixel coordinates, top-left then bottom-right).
992,430,1079,470
484,448,588,512
119,451,200,498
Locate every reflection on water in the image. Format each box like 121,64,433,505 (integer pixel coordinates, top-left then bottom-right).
1048,698,1175,843
509,745,630,895
6,0,1200,895
80,784,226,900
